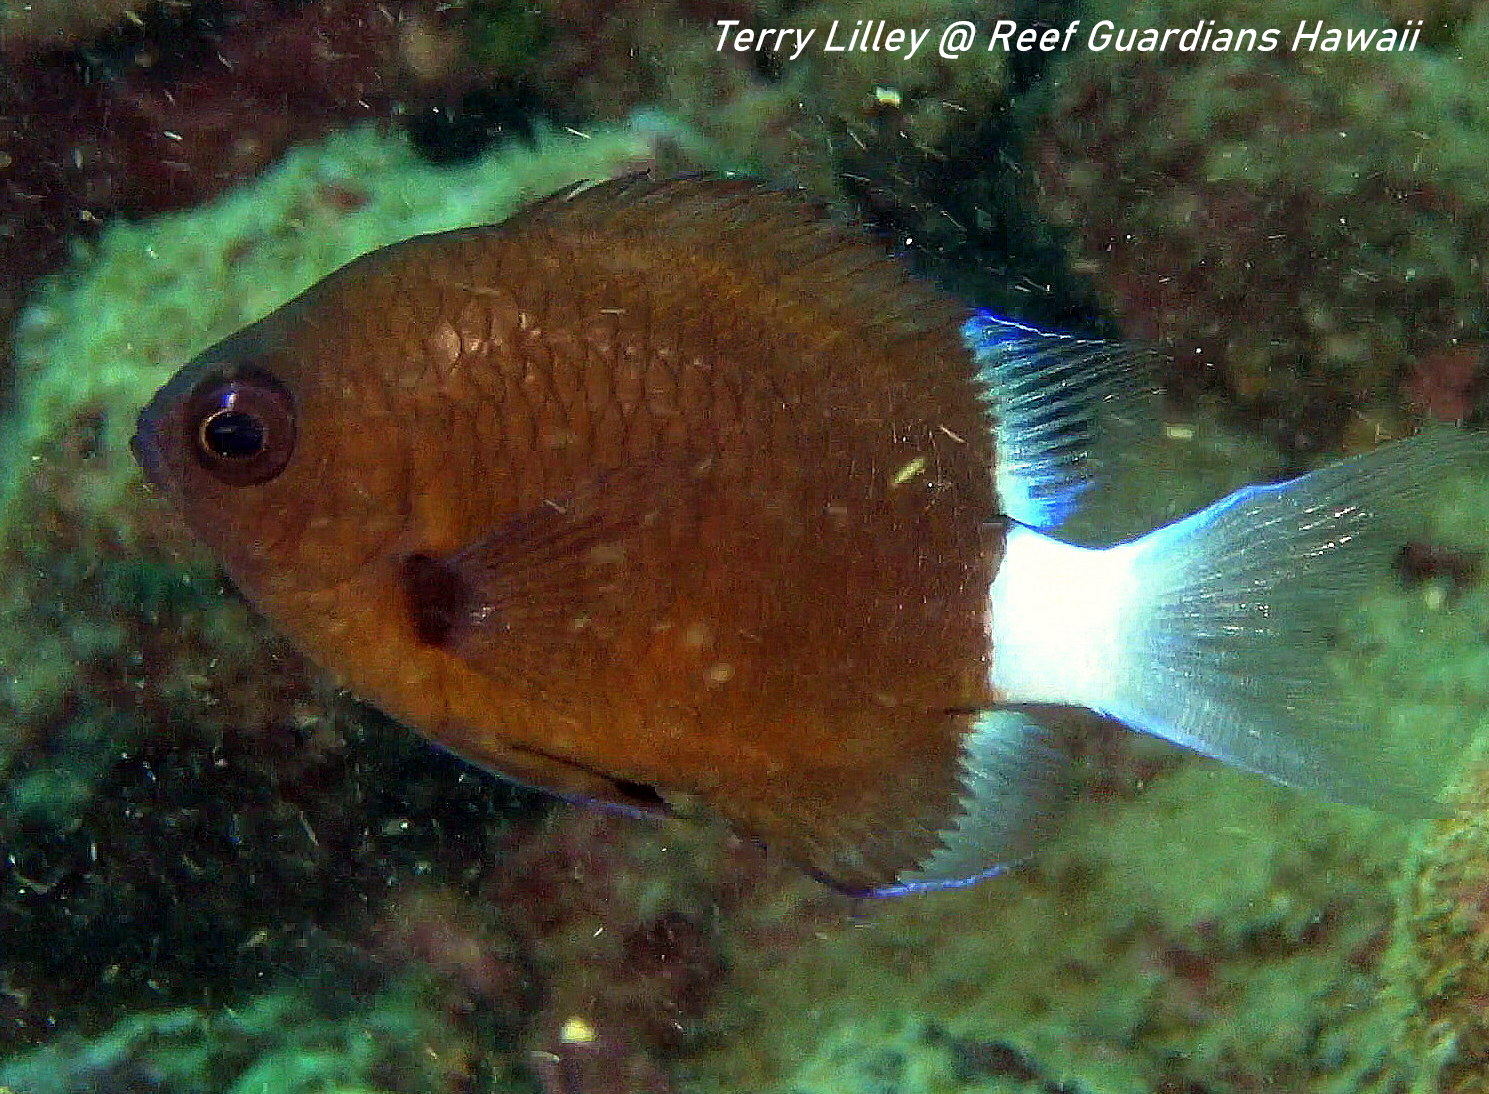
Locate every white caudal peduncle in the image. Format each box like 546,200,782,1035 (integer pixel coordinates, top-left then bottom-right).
986,523,1142,714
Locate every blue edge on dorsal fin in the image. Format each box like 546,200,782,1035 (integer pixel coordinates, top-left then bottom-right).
963,311,1159,533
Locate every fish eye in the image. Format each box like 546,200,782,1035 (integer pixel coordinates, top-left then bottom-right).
189,370,296,486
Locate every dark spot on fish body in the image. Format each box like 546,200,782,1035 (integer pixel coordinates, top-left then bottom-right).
402,553,472,647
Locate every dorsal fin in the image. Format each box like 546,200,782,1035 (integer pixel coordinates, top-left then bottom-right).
965,313,1163,540
509,173,968,342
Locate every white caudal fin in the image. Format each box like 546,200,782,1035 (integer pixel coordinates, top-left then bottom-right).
989,429,1489,813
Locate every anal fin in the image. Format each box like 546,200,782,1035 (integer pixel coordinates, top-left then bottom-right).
877,707,1074,896
731,706,1076,898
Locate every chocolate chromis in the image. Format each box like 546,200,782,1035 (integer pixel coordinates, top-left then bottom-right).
133,175,1488,896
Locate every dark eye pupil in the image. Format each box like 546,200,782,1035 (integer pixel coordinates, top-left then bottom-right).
202,410,265,459
188,370,295,485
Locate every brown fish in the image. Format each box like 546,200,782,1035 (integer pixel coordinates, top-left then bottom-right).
134,176,1485,895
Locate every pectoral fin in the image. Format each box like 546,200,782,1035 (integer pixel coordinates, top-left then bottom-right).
398,461,708,698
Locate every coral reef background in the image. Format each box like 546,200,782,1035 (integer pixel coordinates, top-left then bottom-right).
2,0,1489,1092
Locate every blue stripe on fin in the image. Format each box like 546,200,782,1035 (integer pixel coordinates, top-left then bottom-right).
964,312,1161,534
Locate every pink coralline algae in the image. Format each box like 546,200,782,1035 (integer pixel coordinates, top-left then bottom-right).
1406,344,1486,423
369,887,537,1030
346,802,829,1088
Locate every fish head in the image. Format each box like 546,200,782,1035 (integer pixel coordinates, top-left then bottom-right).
132,277,415,604
128,227,753,820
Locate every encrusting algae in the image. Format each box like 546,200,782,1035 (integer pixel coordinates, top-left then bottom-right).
1389,734,1489,1093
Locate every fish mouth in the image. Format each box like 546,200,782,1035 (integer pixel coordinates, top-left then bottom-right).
133,354,209,492
131,402,169,490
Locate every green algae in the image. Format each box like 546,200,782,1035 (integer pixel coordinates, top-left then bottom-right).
1385,708,1489,1092
0,972,465,1094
